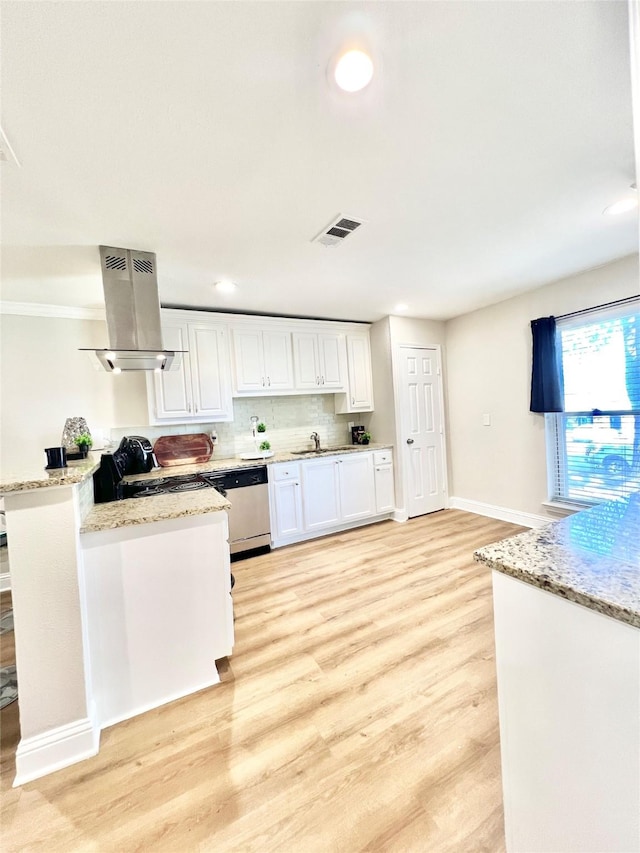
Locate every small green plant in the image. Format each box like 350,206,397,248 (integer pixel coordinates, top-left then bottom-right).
259,440,271,451
256,422,267,433
359,431,372,444
75,432,93,449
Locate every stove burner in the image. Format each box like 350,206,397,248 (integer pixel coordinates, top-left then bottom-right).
129,476,172,487
131,487,166,498
169,481,209,492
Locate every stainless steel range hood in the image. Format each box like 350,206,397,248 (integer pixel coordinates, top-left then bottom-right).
80,246,183,372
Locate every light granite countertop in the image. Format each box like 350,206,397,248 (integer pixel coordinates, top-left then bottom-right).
474,492,640,628
1,444,391,493
121,443,392,483
80,488,231,533
82,443,390,533
0,454,101,493
4,443,391,533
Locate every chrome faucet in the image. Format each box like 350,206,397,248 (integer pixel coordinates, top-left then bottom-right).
310,431,321,451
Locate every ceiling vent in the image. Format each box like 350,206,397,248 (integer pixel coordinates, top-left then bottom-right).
312,214,366,248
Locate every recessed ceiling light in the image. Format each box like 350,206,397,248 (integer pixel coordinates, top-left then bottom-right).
215,280,237,293
334,50,374,92
603,184,638,216
603,197,638,216
394,303,409,312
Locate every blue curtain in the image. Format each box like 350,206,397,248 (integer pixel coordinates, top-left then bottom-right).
530,316,564,413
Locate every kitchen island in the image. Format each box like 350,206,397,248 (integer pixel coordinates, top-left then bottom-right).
0,457,231,785
475,493,640,853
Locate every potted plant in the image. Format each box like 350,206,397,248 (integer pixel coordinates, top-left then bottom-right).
75,432,93,457
259,440,271,452
359,431,371,445
256,422,267,433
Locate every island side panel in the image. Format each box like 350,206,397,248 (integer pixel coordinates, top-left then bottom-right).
4,485,99,785
492,570,640,853
81,511,233,729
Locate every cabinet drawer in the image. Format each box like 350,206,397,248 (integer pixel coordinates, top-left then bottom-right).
271,463,300,481
373,450,392,465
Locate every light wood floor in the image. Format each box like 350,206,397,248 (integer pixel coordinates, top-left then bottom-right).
0,510,523,852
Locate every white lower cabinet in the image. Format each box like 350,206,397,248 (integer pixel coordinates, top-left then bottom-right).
270,463,304,540
269,450,393,547
336,452,375,521
373,450,395,513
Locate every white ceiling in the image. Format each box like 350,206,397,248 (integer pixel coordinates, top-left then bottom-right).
1,1,637,323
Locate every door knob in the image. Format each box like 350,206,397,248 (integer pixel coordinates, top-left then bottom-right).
406,438,414,444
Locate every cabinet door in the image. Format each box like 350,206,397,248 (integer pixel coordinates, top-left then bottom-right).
188,324,233,420
301,457,340,531
346,333,374,411
232,329,266,392
374,464,395,513
152,321,193,419
263,330,294,391
318,333,346,390
271,478,304,539
338,453,375,521
293,332,320,390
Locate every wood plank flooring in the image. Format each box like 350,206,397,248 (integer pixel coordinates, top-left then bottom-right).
0,510,523,852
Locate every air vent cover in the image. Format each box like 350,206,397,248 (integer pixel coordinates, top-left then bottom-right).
312,214,366,247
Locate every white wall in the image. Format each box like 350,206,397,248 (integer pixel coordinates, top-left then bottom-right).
444,254,639,518
0,313,147,470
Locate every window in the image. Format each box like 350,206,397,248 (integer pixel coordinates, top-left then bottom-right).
547,302,639,505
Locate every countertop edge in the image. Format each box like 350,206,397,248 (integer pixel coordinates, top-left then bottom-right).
474,551,640,629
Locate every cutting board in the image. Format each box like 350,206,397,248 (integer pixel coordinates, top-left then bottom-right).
154,433,214,467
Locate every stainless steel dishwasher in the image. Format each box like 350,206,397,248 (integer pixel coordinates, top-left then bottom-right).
203,465,271,559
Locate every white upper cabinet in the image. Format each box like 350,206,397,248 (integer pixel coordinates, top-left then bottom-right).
335,331,374,413
292,331,346,391
232,328,294,394
148,313,233,423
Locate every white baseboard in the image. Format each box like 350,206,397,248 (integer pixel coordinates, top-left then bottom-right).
14,715,100,787
392,508,409,522
0,572,11,593
449,497,550,529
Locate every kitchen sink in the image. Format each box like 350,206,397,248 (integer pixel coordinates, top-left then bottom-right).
291,445,354,455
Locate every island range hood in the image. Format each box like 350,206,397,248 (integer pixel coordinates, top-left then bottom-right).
80,246,183,372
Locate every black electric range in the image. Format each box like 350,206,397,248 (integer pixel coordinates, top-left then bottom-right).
123,471,227,499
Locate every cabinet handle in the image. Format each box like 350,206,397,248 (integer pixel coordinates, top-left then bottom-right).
267,376,271,386
316,376,320,385
351,397,355,405
261,377,265,386
187,402,192,413
321,376,325,385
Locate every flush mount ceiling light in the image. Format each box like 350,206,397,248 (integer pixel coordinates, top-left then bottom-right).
334,49,374,92
603,184,638,216
215,280,237,293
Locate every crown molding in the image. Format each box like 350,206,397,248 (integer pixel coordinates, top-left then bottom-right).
0,302,105,321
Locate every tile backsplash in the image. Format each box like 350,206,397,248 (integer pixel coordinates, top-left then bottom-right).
109,395,366,459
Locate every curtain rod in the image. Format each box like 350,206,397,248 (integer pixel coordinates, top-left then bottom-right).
556,294,639,321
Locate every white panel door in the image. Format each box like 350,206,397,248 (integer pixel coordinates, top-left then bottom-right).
263,330,294,391
399,346,446,517
301,457,340,531
188,324,232,420
337,453,375,521
153,321,192,419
